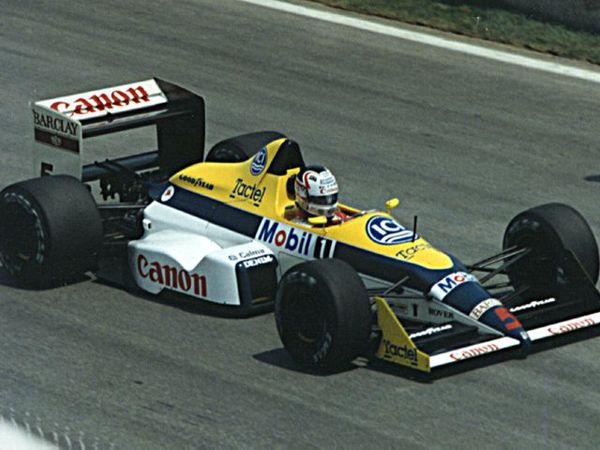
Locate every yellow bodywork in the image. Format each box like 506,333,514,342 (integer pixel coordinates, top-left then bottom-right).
374,297,431,372
170,138,453,270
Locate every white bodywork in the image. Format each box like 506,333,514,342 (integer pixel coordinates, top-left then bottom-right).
31,79,167,179
128,201,275,305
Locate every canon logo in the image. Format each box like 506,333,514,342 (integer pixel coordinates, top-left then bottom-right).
548,317,595,335
51,85,151,116
449,343,499,361
137,254,207,298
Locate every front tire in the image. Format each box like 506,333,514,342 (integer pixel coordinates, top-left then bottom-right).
503,203,599,298
275,259,372,372
0,175,103,286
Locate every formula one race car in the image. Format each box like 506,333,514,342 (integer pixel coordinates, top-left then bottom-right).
1,79,600,374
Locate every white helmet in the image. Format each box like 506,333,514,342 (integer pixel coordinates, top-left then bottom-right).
294,165,339,218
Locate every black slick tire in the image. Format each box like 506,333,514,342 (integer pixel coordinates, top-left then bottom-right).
503,203,599,298
0,175,103,287
275,259,371,373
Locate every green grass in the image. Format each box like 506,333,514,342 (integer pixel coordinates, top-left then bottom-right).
307,0,600,65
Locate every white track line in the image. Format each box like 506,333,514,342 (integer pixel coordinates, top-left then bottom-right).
237,0,600,84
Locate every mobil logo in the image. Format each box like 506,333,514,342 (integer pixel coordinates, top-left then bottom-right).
366,216,416,245
256,219,336,258
251,147,267,176
429,271,478,301
256,219,313,256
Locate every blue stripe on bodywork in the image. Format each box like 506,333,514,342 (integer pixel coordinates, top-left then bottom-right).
158,183,470,293
334,242,464,291
161,185,262,236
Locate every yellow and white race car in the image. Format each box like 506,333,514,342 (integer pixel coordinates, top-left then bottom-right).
2,79,600,374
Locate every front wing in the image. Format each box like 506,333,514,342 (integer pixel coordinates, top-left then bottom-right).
373,256,600,372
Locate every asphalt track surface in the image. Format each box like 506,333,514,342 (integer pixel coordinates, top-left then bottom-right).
2,0,600,448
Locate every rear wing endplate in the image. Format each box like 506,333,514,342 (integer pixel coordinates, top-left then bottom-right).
31,78,205,180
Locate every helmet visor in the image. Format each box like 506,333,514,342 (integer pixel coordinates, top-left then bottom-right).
310,193,338,206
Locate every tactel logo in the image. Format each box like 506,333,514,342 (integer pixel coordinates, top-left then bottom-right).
382,340,418,366
251,147,267,176
366,216,416,245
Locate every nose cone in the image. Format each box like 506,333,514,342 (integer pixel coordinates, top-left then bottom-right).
481,305,530,343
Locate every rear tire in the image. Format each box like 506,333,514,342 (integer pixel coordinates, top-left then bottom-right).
275,259,372,372
0,175,103,287
205,131,285,163
503,203,599,298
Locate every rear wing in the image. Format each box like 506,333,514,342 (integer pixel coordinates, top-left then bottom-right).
31,78,205,180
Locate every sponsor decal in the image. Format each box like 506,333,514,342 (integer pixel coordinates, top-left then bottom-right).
34,128,80,153
428,308,454,319
242,255,274,269
469,298,502,320
313,332,332,363
409,324,453,339
177,174,214,191
161,186,175,202
314,172,337,195
495,307,522,331
395,242,432,260
238,248,265,259
228,249,267,262
40,80,166,119
230,178,266,206
366,216,417,245
50,135,62,147
33,108,81,152
429,272,478,301
510,297,556,313
449,343,500,361
548,317,595,335
137,254,207,297
256,218,335,258
33,110,79,137
250,147,267,176
382,339,418,366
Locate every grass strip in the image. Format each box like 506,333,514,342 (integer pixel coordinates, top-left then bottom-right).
307,0,600,65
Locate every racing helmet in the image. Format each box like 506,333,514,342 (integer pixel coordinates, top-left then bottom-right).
294,165,339,218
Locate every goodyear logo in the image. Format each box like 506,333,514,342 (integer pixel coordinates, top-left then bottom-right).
366,216,417,246
178,174,214,191
250,147,267,176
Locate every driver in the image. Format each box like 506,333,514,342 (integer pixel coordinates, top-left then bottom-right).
288,165,348,225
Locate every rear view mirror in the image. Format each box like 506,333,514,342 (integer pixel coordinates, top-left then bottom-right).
385,198,400,214
308,216,327,226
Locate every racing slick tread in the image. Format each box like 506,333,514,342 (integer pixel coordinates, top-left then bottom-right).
0,175,102,286
275,258,371,373
503,203,599,299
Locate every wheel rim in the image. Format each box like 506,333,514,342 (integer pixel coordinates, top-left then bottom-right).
506,226,561,295
280,280,330,360
0,195,45,275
